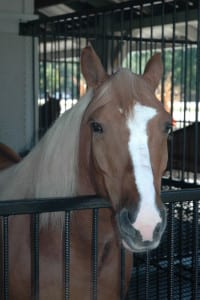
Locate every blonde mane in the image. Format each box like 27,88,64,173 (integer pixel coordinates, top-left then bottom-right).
0,90,93,206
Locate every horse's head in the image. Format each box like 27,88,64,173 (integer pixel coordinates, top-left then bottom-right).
79,46,172,253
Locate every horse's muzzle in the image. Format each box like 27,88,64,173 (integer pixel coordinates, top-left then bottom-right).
116,207,167,253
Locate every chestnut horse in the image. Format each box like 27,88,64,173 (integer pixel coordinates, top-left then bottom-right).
0,46,172,299
0,143,21,171
168,122,200,172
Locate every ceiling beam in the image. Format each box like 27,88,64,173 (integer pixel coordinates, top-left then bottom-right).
35,0,62,9
35,0,115,13
86,0,111,8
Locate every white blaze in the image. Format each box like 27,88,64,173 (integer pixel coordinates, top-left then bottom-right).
127,103,161,241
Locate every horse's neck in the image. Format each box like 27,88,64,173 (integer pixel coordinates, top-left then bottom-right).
35,94,92,198
0,157,35,200
0,90,94,201
72,208,116,237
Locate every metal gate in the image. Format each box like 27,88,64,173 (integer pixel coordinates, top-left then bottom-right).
0,190,199,299
3,0,199,299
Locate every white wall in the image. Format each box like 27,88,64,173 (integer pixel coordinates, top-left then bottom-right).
0,0,38,153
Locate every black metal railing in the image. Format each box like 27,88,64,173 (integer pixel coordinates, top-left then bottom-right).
0,189,199,299
128,189,200,300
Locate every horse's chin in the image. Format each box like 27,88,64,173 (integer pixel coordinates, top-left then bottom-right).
121,236,161,253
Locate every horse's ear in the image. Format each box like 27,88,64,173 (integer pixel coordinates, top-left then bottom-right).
143,53,163,92
81,46,108,88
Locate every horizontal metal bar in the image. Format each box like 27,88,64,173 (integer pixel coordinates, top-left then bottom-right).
38,33,198,45
161,188,200,203
0,189,199,216
0,195,111,216
19,1,198,27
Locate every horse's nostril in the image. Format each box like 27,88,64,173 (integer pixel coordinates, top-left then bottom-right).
127,210,136,224
134,228,142,241
119,208,136,225
128,211,133,223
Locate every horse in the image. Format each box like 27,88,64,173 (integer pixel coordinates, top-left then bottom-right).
39,94,61,137
0,46,172,299
168,122,200,173
0,143,21,171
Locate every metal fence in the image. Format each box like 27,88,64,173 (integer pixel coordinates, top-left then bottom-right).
20,0,200,187
0,190,199,299
4,0,199,299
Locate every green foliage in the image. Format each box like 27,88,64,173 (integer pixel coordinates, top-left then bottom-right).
123,46,197,101
39,61,80,99
39,46,197,103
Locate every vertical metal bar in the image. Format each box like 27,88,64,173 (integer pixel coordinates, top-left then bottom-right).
31,31,37,146
77,16,81,101
71,17,75,101
181,1,189,181
169,0,176,180
86,11,89,45
102,12,106,68
192,200,199,300
53,22,56,107
194,0,200,184
64,17,68,112
64,211,71,300
120,247,125,300
188,45,194,182
0,217,3,300
135,255,140,299
43,22,48,133
145,251,150,300
58,22,61,104
120,8,124,66
32,213,40,300
139,2,143,74
39,22,48,137
110,9,114,73
150,0,153,57
3,216,9,300
180,41,187,181
161,0,165,107
145,40,148,65
55,26,59,98
50,24,53,100
155,247,160,300
178,200,183,297
93,12,98,52
92,209,98,300
167,202,174,300
129,6,133,71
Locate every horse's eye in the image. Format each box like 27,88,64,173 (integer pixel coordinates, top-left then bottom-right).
90,121,104,134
